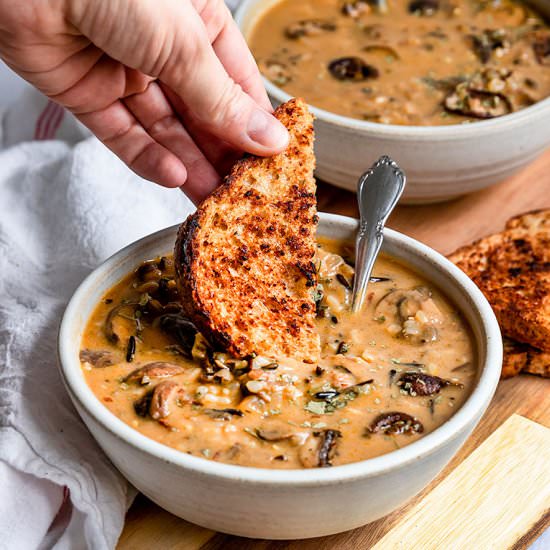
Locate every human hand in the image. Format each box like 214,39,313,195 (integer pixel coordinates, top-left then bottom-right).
0,0,288,203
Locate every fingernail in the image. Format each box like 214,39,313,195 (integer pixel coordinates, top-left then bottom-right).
247,109,289,150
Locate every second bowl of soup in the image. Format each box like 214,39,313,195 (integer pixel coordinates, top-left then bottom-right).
236,0,550,202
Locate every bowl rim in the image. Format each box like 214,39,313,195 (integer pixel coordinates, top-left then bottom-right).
234,0,550,138
58,212,502,486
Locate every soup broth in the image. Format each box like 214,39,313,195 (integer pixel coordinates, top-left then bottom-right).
248,0,550,125
80,239,475,469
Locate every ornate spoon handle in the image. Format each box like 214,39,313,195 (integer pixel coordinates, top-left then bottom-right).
351,156,406,313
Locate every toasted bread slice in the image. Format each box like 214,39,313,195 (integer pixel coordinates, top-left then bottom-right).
524,346,550,378
502,338,550,378
449,209,550,352
174,98,320,362
505,209,550,232
502,338,529,378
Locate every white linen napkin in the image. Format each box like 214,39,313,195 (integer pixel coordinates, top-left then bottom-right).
0,88,194,549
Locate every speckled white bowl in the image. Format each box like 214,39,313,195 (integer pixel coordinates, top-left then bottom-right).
58,213,502,539
235,0,550,203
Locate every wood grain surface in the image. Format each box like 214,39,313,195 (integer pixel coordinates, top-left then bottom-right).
118,151,550,550
371,415,550,550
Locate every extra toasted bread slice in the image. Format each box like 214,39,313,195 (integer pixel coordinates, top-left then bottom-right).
524,346,550,378
174,98,320,362
502,338,529,378
505,209,550,232
502,338,550,378
449,209,550,352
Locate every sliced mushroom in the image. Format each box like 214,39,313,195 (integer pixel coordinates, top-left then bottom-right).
470,29,510,64
408,0,438,16
285,19,336,39
136,260,162,282
216,352,250,371
134,391,153,417
256,420,296,441
328,57,379,81
79,349,115,368
375,287,440,344
158,256,174,272
134,280,159,294
200,348,242,383
158,313,197,358
299,429,342,468
105,302,139,344
369,412,424,435
397,292,424,321
375,287,427,317
203,408,244,421
397,372,462,396
151,277,180,307
444,87,513,119
533,32,550,66
224,443,243,460
124,362,185,385
149,381,184,420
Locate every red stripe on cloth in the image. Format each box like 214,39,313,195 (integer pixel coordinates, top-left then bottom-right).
43,103,65,140
34,101,56,140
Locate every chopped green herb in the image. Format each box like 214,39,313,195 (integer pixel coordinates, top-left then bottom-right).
305,400,328,415
306,380,373,415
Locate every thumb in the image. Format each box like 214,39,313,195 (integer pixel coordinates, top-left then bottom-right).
69,0,289,155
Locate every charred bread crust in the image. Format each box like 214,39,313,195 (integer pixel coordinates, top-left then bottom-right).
174,98,320,361
505,209,550,231
175,214,233,351
502,338,529,378
448,209,550,353
524,347,550,377
501,338,550,378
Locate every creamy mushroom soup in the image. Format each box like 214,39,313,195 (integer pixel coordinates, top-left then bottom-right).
248,0,550,125
80,239,475,469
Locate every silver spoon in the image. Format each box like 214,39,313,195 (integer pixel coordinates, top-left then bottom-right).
351,156,406,313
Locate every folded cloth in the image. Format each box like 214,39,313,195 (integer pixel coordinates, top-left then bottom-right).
0,89,194,549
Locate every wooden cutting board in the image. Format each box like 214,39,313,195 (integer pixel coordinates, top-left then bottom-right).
118,151,550,550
